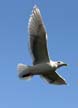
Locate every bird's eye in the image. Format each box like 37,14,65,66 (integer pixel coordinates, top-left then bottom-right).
58,62,60,63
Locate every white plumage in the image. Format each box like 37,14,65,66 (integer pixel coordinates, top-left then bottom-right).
17,5,67,85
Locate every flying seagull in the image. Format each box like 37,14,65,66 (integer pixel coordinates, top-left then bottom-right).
17,5,67,85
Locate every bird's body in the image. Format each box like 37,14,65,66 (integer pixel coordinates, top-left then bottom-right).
18,62,55,77
17,5,67,85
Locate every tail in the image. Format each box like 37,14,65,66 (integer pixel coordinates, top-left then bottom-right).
17,64,33,80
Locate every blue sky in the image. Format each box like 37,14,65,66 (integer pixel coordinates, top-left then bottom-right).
0,0,78,108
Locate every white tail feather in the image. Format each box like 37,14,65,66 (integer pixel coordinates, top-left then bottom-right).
17,64,33,80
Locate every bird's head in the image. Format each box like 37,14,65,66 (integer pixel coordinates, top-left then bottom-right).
50,60,67,70
56,61,67,68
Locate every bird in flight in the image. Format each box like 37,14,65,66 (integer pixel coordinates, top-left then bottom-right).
17,5,67,85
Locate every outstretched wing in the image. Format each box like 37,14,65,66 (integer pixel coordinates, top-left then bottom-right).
28,5,49,65
40,72,67,85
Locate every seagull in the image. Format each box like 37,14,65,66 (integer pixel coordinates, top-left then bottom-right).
17,5,67,85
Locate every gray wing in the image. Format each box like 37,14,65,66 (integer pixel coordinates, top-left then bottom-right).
28,5,50,65
40,72,67,85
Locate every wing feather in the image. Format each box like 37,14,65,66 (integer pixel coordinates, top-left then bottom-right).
40,72,67,85
28,5,49,65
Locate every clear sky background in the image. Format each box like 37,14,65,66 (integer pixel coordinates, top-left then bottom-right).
0,0,78,108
